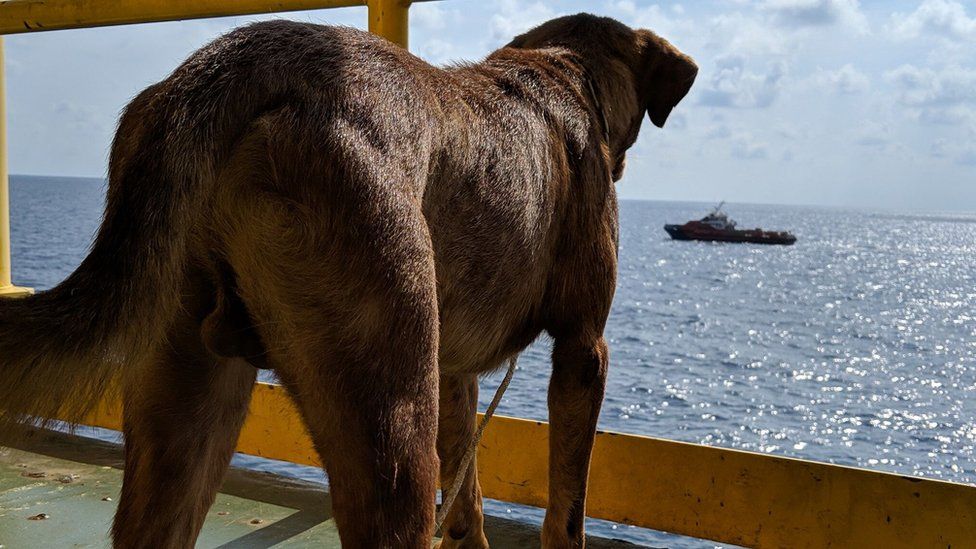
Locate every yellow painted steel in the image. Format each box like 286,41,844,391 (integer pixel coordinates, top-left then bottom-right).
367,0,410,49
0,0,427,38
0,37,32,298
77,382,976,548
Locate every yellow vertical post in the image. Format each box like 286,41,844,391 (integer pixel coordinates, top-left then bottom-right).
367,0,410,48
0,36,33,298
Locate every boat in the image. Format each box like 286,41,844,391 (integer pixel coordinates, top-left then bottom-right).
664,202,796,245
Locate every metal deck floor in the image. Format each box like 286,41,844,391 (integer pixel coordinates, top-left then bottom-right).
0,431,642,548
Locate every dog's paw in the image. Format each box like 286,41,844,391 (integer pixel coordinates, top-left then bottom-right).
433,530,490,549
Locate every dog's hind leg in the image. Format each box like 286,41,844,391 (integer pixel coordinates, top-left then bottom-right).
112,276,257,549
222,182,440,547
253,245,440,547
435,374,489,549
212,107,441,546
283,347,439,548
254,277,440,548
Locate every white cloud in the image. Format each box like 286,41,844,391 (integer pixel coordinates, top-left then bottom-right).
706,12,793,57
890,0,976,41
699,55,787,109
931,137,951,158
919,105,976,126
763,0,869,33
605,0,691,37
705,123,733,140
411,4,466,63
412,4,450,31
885,64,976,125
813,63,869,94
415,37,457,65
855,121,891,149
666,111,688,129
931,138,976,165
730,132,769,159
959,147,976,165
53,101,107,134
611,0,638,14
775,125,804,141
488,0,557,45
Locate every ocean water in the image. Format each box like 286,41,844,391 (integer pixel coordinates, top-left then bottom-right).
8,175,976,547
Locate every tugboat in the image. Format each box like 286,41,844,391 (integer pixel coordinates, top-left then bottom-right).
664,202,796,245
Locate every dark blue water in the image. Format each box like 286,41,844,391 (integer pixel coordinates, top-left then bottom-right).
10,175,976,547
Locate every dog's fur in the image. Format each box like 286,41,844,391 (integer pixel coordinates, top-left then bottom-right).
0,14,695,548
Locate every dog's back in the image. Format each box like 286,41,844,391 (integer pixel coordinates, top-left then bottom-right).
175,21,607,376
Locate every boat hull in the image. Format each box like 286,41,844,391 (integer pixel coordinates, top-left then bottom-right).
664,223,796,245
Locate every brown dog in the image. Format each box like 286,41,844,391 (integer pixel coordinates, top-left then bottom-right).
0,13,695,548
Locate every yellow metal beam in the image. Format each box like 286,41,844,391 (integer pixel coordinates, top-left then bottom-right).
77,382,976,548
367,0,410,49
0,0,364,34
0,0,426,37
0,37,32,298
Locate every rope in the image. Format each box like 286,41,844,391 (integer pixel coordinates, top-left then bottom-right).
434,355,518,533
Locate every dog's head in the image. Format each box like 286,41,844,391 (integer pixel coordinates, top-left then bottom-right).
508,14,697,180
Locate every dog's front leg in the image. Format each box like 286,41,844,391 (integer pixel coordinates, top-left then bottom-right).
435,374,490,549
542,334,609,548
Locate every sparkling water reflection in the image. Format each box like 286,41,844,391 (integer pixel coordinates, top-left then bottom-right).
499,201,976,481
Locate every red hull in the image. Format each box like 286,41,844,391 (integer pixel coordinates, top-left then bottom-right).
664,221,796,245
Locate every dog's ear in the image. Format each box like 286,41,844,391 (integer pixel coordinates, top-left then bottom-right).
638,30,698,128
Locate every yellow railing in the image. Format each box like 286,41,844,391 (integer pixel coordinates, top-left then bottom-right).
0,37,30,297
0,0,419,42
3,2,976,547
78,382,976,548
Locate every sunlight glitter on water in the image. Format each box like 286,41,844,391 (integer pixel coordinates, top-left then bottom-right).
491,201,976,492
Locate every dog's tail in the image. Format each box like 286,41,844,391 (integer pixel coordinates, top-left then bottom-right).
0,21,311,434
0,83,179,431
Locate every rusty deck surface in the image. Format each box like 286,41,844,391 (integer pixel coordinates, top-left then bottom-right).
0,430,644,548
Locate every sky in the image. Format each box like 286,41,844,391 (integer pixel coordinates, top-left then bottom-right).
4,0,976,211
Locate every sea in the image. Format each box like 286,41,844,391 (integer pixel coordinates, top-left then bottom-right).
9,175,976,547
